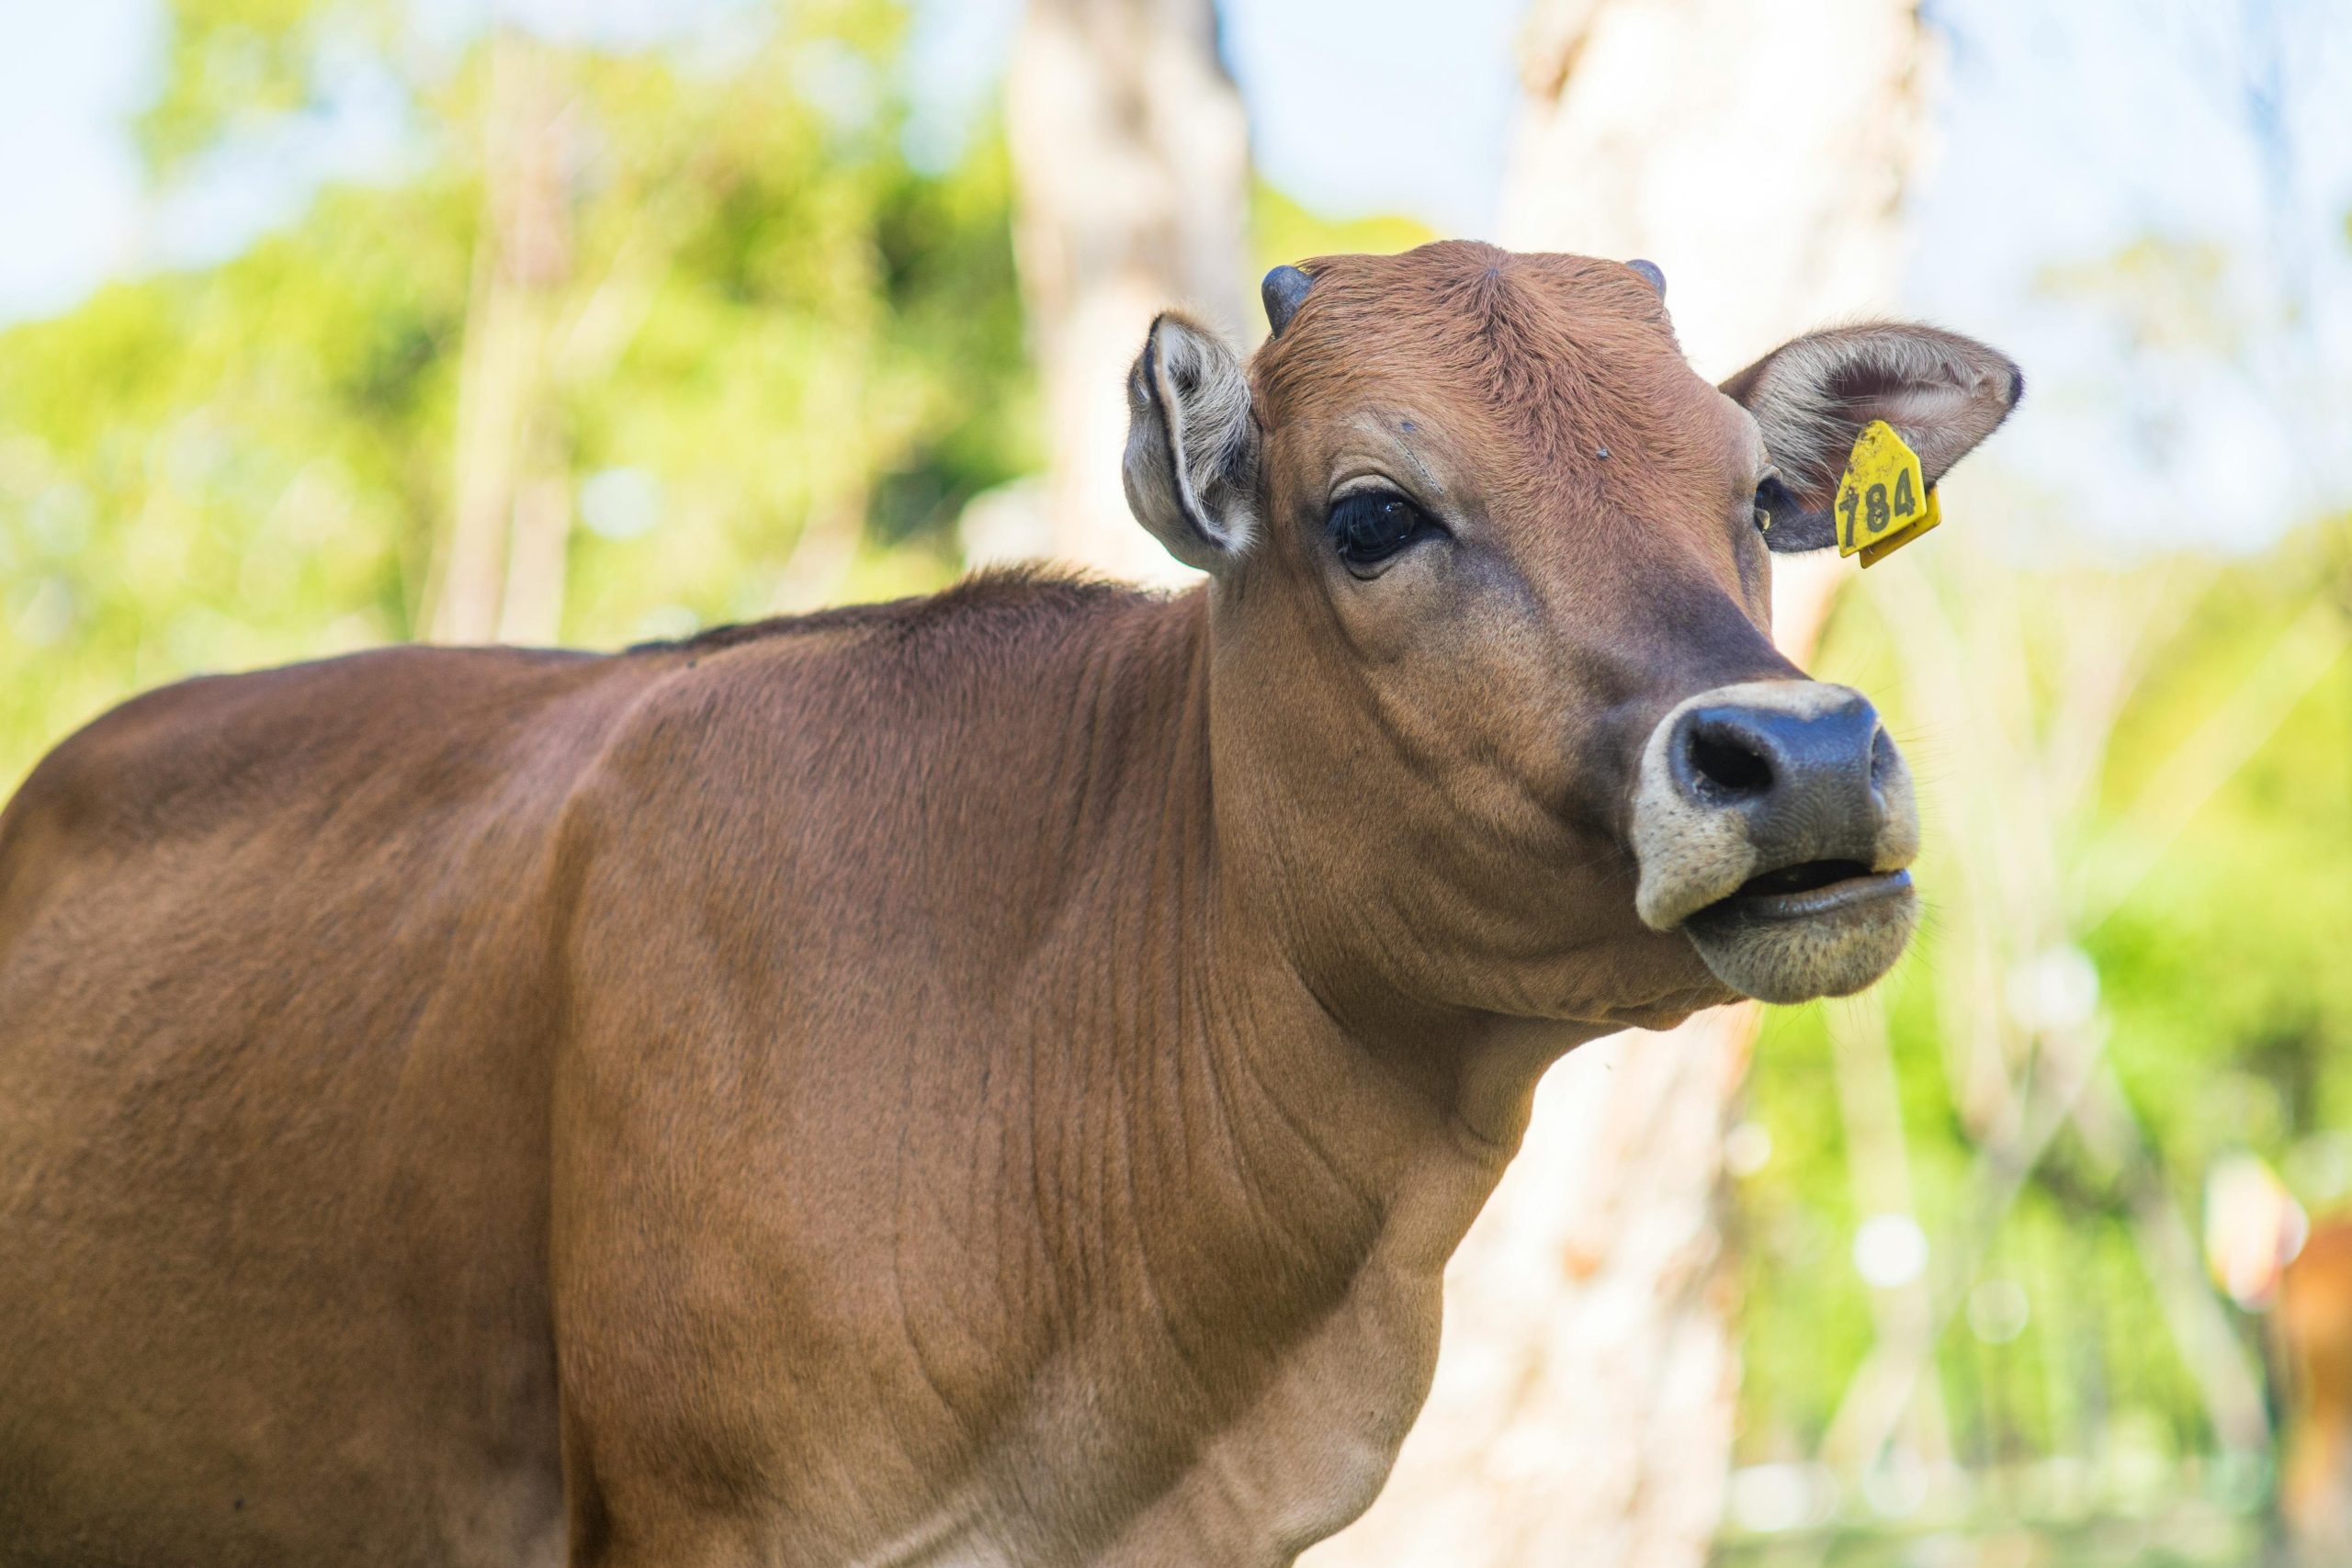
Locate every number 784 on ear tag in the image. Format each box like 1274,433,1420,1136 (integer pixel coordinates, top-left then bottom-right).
1835,420,1941,567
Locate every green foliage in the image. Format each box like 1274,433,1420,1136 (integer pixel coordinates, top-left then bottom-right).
0,0,1032,792
1730,523,2352,1514
136,0,394,173
1250,182,1435,273
2094,540,2352,1149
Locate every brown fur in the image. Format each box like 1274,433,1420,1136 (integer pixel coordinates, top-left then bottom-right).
0,241,2015,1566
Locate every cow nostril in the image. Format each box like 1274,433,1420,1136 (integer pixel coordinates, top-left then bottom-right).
1871,726,1897,787
1688,728,1773,798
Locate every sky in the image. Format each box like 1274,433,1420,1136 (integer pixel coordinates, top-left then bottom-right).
4,0,2348,551
0,0,156,321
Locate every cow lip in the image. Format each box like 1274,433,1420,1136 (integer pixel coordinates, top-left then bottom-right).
1679,863,1921,1005
1689,864,1913,927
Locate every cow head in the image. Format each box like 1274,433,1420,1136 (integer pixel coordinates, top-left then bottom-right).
1122,242,2019,1027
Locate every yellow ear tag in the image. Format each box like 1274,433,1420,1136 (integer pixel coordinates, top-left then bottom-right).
1834,420,1941,567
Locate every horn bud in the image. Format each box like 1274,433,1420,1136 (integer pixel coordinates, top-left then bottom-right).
1261,265,1313,337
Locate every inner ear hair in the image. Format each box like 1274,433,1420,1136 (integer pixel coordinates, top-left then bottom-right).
1121,312,1259,570
1724,322,2024,508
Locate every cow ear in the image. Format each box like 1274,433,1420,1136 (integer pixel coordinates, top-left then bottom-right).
1123,312,1260,572
1722,323,2023,553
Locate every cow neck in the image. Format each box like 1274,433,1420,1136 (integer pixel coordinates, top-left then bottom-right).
1032,591,1527,1324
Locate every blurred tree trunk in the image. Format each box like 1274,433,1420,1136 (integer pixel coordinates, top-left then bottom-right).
430,32,573,646
1003,0,1250,584
1306,3,1932,1563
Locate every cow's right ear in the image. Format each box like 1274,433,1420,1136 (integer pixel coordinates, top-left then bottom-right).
1122,312,1260,572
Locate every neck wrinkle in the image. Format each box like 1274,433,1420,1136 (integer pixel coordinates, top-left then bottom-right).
1031,592,1512,1348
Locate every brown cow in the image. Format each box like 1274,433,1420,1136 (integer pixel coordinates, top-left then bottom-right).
0,243,2018,1566
2279,1219,2352,1562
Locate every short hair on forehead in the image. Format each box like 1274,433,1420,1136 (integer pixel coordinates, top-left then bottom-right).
1253,241,1718,469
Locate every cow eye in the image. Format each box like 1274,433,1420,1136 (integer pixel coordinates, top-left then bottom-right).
1751,473,1791,536
1329,490,1437,572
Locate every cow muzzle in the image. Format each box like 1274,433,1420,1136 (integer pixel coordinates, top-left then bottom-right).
1627,681,1919,1004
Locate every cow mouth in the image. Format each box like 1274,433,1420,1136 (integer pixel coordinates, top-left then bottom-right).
1697,861,1909,922
1680,863,1918,1004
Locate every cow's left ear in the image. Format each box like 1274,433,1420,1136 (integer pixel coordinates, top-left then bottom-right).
1122,311,1260,572
1722,323,2023,553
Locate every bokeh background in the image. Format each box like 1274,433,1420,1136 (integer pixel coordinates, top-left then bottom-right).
5,2,2348,1564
